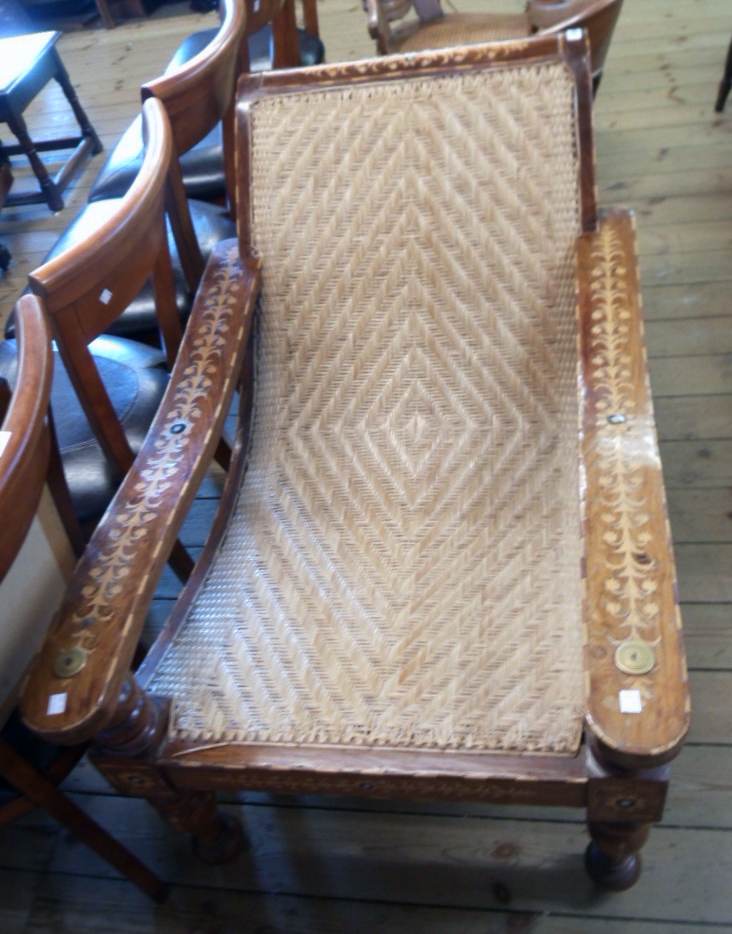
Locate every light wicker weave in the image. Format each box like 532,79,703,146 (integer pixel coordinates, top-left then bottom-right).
392,13,530,53
149,60,586,755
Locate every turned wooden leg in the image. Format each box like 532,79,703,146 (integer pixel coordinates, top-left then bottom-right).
51,50,104,155
5,110,64,211
93,675,246,864
585,820,650,890
151,790,244,864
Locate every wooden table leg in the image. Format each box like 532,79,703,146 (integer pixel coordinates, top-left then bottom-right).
715,35,732,112
51,50,103,155
3,106,64,210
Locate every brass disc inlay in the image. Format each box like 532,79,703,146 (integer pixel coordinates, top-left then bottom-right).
53,646,88,678
614,640,655,676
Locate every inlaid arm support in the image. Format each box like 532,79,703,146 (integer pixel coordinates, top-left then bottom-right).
579,207,690,770
21,242,261,745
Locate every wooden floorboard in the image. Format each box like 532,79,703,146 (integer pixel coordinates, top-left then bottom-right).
1,0,732,929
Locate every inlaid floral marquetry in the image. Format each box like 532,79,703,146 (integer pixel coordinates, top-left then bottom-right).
579,209,690,768
22,241,261,741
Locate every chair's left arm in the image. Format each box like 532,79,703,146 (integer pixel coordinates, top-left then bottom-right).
578,207,690,771
20,241,261,746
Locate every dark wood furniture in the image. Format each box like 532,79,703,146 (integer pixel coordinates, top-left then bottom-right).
0,30,101,211
4,0,244,353
715,34,732,112
0,91,199,534
364,0,624,90
0,293,165,902
87,0,324,209
0,152,12,268
21,35,689,892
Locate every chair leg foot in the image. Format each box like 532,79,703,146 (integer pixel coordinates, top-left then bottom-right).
585,821,649,891
192,810,245,864
585,840,641,890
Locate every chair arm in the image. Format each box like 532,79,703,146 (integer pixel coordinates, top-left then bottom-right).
20,241,261,746
578,208,690,770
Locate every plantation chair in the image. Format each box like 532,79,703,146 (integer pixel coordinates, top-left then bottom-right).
0,295,165,902
22,34,688,890
365,0,623,90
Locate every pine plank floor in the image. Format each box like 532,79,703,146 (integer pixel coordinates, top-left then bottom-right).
2,0,732,930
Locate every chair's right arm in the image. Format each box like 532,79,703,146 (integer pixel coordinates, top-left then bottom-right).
578,207,690,772
20,242,261,746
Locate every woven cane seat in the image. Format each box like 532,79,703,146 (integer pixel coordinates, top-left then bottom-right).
392,13,529,53
149,58,585,756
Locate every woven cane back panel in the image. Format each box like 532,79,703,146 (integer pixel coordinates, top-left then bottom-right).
150,61,585,754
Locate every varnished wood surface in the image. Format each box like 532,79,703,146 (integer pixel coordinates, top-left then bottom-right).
2,0,732,929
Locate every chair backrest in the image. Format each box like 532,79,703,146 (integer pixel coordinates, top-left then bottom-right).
142,0,248,158
27,99,176,478
0,295,74,722
141,0,249,277
234,36,597,751
0,295,54,582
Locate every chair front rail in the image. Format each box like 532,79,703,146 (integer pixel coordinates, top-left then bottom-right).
20,244,261,746
578,208,690,770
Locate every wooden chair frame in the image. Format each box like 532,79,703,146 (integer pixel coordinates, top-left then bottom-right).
21,35,688,891
139,0,247,281
27,98,180,485
0,294,166,903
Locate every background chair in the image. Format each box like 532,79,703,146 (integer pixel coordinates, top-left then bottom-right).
365,0,623,89
21,34,688,892
5,0,245,352
0,95,184,534
715,34,732,111
87,0,324,207
0,293,165,903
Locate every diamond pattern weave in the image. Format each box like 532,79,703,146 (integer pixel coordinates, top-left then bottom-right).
149,61,585,754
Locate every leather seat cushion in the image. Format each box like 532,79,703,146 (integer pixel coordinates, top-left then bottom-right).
0,334,168,525
4,199,235,341
87,24,325,204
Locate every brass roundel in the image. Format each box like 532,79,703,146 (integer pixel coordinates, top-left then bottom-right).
614,640,655,676
53,646,88,679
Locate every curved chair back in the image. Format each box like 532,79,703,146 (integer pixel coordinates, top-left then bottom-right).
28,99,176,476
0,294,79,713
0,295,54,583
141,0,249,275
142,0,248,159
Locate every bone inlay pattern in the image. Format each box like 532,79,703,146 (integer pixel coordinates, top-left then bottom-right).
149,62,586,754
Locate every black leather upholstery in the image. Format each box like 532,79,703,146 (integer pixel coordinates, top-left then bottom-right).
0,334,168,525
4,198,234,341
87,24,325,204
